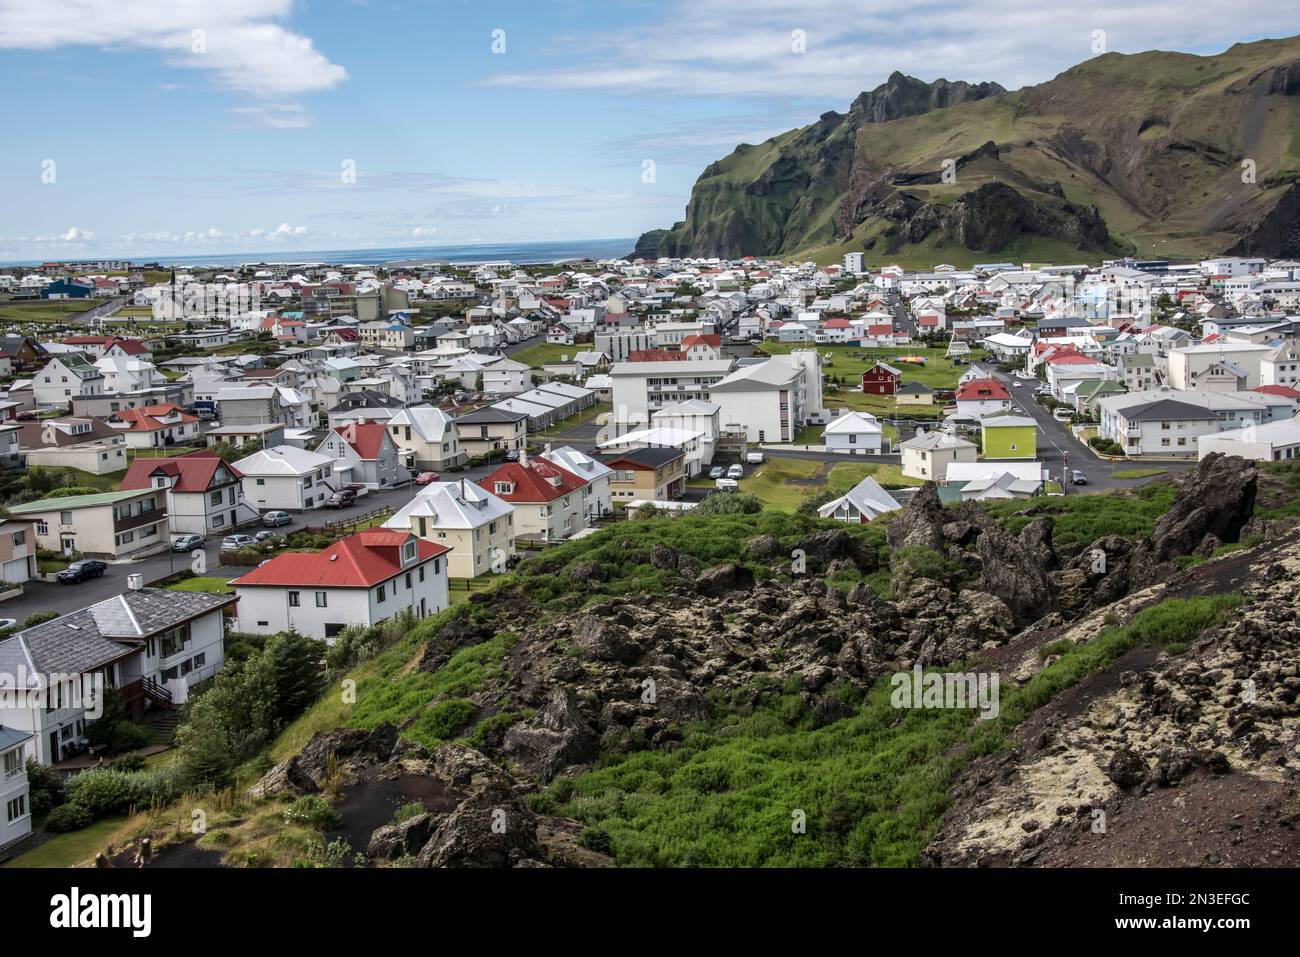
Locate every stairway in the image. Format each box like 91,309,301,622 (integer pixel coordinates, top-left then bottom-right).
140,708,182,745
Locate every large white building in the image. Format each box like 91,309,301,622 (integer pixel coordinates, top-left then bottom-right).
231,530,450,642
541,445,614,522
608,359,733,436
822,410,883,454
709,352,823,444
1166,342,1272,391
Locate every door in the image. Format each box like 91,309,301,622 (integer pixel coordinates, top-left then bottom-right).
60,536,75,555
49,731,60,763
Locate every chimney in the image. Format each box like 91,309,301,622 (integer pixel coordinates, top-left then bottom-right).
519,448,528,468
127,573,144,591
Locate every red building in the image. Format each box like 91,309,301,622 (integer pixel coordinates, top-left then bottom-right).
860,361,902,396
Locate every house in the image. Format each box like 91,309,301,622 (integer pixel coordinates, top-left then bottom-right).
861,362,902,396
980,415,1038,460
901,428,979,481
1198,418,1300,462
17,417,127,475
596,447,686,502
478,453,588,541
481,358,532,395
1167,342,1271,391
8,488,168,558
708,353,822,444
0,335,48,373
1118,354,1160,392
895,381,934,406
940,462,1048,501
33,354,105,409
1261,337,1300,390
104,403,201,450
822,410,884,454
0,519,36,587
316,422,409,490
119,451,255,536
0,588,235,764
816,476,901,523
230,530,449,642
453,406,529,459
540,445,614,523
1,726,32,848
233,445,338,511
954,377,1012,417
383,480,515,579
385,406,466,471
598,426,710,477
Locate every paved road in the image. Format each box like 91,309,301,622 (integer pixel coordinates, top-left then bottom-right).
72,296,129,327
984,366,1193,492
0,471,498,623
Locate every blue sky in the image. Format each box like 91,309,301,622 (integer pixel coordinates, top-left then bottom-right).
3,0,1300,262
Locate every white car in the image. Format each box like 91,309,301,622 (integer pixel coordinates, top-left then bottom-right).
726,464,744,479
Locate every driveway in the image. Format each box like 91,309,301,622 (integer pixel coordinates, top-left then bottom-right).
0,470,498,623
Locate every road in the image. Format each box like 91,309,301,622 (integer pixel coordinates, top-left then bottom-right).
0,471,499,623
982,365,1193,492
71,296,130,327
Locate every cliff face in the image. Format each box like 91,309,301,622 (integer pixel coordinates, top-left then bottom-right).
635,36,1300,264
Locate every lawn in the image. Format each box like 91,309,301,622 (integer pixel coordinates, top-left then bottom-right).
513,342,589,368
2,816,127,868
1111,468,1168,479
0,300,100,325
167,576,235,595
736,456,921,511
762,343,988,390
28,465,126,492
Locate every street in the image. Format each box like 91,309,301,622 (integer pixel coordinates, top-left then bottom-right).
0,470,500,622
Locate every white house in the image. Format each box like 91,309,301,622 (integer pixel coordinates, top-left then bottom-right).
1198,417,1300,462
33,354,105,409
119,452,256,536
823,410,884,454
233,445,338,511
316,422,409,489
383,480,515,579
0,588,234,764
541,445,614,522
230,529,450,642
385,405,467,471
1,726,32,849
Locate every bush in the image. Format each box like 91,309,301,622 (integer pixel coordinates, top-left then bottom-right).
393,802,426,824
283,795,341,830
44,803,94,833
25,759,65,816
110,722,151,754
65,769,135,816
693,492,762,516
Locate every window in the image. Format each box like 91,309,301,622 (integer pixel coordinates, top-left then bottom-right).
160,624,189,658
35,521,48,536
194,653,205,669
6,795,26,823
60,511,72,525
3,748,22,779
405,573,412,589
256,478,266,486
315,591,327,607
289,591,300,607
210,490,223,506
377,585,386,602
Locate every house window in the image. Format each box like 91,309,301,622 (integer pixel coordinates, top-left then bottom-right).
160,624,189,658
6,795,26,823
377,585,386,602
256,478,265,486
194,653,205,669
35,521,48,536
289,591,300,607
316,591,327,607
210,490,222,505
405,573,412,589
3,748,22,779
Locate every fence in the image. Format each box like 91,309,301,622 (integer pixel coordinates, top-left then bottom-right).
300,506,393,536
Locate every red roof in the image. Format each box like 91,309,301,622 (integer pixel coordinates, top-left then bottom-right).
336,422,390,460
628,349,687,362
681,334,722,348
120,451,241,493
478,458,586,503
105,337,149,355
822,319,851,329
917,314,939,326
1252,385,1300,398
867,324,894,336
108,404,197,431
231,530,448,589
1047,353,1099,366
955,377,1010,401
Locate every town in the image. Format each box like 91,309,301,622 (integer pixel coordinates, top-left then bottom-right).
0,247,1295,865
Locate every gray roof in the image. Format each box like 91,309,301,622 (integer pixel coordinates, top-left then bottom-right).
0,588,235,682
0,725,32,753
1121,398,1219,422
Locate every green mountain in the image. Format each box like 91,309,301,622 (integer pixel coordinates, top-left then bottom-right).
635,36,1300,266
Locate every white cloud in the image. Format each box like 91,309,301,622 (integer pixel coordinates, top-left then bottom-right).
228,102,312,128
484,1,1300,99
411,226,438,237
0,1,347,97
267,222,309,240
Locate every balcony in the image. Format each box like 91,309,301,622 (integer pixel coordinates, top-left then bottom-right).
114,507,168,533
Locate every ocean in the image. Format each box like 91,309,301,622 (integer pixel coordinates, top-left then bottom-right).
130,237,638,269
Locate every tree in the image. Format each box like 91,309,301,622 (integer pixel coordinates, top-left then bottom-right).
262,630,327,724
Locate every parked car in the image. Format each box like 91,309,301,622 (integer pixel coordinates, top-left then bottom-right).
343,483,370,499
1071,470,1088,485
220,534,257,552
325,489,356,509
1053,407,1074,421
726,464,744,479
415,471,440,485
715,478,738,492
0,619,17,631
505,449,521,462
262,510,291,528
708,466,725,479
171,533,204,553
56,560,108,584
253,530,283,543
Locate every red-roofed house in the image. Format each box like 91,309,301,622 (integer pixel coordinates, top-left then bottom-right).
819,318,854,344
1253,384,1300,399
955,377,1012,417
316,421,410,489
861,362,902,396
104,403,200,450
230,529,450,640
680,334,723,360
477,451,588,541
120,450,255,535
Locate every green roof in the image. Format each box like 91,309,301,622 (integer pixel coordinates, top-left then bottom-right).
8,488,146,513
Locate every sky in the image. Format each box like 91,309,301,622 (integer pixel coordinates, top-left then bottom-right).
2,0,1300,262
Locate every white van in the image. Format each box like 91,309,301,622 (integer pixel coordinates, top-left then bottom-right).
746,451,765,464
715,478,738,492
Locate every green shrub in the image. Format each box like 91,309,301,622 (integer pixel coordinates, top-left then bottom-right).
44,803,94,833
393,802,426,824
25,759,65,816
283,795,341,830
66,769,135,816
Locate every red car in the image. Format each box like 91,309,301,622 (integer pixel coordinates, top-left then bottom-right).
415,471,440,485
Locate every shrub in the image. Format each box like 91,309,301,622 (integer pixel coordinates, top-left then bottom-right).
283,794,341,830
693,492,762,516
25,759,65,816
393,802,426,824
44,803,94,833
66,769,135,816
110,722,151,754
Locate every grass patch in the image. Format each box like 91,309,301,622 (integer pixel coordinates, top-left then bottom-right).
1111,468,1168,479
166,576,235,595
2,816,127,868
981,480,1176,544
